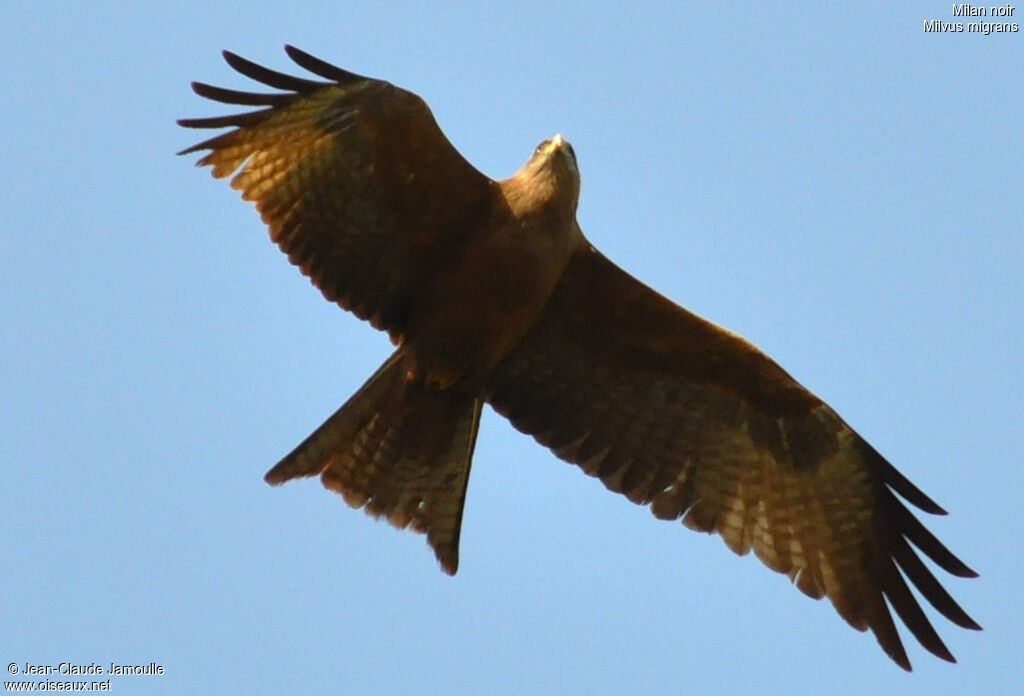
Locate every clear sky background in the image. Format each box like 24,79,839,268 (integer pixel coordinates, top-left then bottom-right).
3,2,1021,694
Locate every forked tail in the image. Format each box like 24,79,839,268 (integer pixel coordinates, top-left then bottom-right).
265,350,483,574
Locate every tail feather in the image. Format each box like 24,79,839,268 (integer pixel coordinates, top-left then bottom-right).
265,349,482,574
264,351,404,484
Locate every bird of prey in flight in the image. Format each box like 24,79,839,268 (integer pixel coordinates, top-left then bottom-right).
179,45,979,670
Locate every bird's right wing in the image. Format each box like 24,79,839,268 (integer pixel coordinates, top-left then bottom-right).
179,46,496,340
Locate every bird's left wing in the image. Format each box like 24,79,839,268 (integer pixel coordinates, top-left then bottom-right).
179,46,496,341
486,242,979,670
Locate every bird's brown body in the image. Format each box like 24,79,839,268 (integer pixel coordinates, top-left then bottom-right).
180,46,979,670
403,142,583,388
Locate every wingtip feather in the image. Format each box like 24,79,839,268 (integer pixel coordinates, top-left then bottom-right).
439,553,459,576
863,441,948,515
263,466,287,486
284,44,368,84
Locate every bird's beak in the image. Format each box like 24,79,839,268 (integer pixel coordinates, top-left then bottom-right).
551,133,565,150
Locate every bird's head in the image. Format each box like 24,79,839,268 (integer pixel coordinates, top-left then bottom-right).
509,133,581,220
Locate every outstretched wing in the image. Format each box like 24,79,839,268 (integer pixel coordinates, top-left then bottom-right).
486,243,980,670
179,46,495,340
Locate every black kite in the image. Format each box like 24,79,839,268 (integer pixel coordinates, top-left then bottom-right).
179,46,979,670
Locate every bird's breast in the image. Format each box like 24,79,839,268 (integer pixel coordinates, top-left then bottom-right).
404,215,582,388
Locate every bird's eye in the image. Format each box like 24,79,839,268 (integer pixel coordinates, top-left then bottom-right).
534,140,549,155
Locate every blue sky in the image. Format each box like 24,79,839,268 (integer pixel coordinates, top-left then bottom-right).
3,2,1021,694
